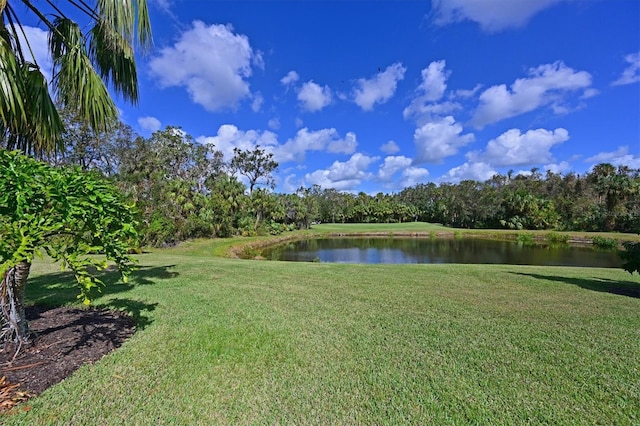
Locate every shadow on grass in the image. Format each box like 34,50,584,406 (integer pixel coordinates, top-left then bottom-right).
512,272,640,299
100,298,159,330
26,264,177,306
25,265,176,329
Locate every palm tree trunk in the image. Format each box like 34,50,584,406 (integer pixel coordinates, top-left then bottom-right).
0,1,6,33
1,261,32,343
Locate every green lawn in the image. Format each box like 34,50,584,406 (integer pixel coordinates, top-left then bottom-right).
310,222,640,241
5,231,640,425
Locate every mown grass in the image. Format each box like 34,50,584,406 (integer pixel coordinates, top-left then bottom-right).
5,228,640,425
311,222,640,241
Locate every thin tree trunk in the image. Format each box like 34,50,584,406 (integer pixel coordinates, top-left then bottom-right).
1,261,32,343
254,211,262,231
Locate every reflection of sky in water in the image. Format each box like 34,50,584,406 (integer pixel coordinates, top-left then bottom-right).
317,247,473,264
264,238,621,268
318,248,419,264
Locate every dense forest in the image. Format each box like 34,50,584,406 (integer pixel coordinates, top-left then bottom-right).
23,112,640,247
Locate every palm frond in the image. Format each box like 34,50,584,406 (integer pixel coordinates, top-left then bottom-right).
96,0,152,49
0,43,63,155
89,20,138,102
0,36,27,128
135,0,152,49
1,0,153,155
51,16,118,134
23,63,64,153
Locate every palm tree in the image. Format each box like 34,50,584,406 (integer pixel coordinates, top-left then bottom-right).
0,1,150,344
0,0,152,156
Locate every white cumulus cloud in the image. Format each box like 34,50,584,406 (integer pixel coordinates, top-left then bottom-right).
431,0,565,32
377,156,430,189
472,61,593,128
404,60,457,123
544,161,571,174
441,161,497,183
251,93,264,112
400,167,430,188
282,174,305,193
470,128,569,167
328,132,358,154
281,70,300,86
18,26,52,80
298,81,332,112
455,84,482,98
275,128,357,163
149,21,258,112
138,116,162,133
585,146,629,163
353,63,406,111
378,156,413,181
612,52,640,86
417,60,449,102
413,116,475,163
380,140,400,154
197,124,278,160
585,146,640,169
305,153,379,191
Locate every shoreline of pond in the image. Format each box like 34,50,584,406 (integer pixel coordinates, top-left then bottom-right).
228,230,630,260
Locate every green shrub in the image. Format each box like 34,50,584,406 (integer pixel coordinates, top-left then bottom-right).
237,216,257,236
267,222,289,235
242,246,262,259
546,232,570,245
145,214,177,247
517,233,536,246
592,236,618,250
500,217,524,230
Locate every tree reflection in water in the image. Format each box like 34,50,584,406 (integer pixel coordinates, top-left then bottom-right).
260,238,621,268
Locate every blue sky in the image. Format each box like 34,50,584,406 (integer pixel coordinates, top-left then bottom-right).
22,0,640,193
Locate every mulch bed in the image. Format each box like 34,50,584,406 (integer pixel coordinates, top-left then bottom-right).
0,306,135,414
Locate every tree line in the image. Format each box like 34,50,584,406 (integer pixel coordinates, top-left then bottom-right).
36,113,640,247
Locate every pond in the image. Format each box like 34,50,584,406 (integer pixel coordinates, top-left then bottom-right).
259,237,622,268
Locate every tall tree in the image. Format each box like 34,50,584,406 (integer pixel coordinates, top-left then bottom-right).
588,164,639,231
206,175,246,237
116,127,225,246
42,105,137,175
249,188,283,232
230,145,278,194
0,0,152,155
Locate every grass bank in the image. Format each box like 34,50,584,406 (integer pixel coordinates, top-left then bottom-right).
5,233,640,424
311,222,640,241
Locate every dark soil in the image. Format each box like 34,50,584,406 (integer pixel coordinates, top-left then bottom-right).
0,306,134,411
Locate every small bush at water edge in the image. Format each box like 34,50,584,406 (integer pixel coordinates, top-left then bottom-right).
592,236,618,250
517,233,536,246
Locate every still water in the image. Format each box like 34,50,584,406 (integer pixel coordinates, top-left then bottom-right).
260,237,621,268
